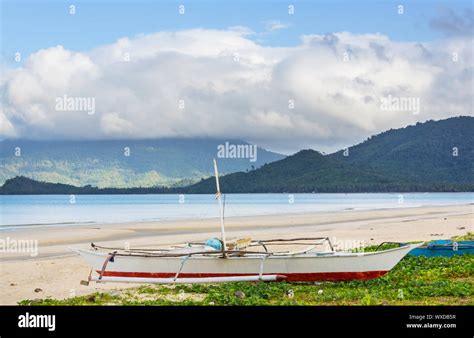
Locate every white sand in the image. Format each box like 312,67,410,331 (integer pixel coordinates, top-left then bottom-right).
1,204,472,305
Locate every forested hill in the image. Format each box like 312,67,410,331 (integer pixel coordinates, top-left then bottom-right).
0,176,173,195
184,116,474,193
330,116,473,184
1,117,473,194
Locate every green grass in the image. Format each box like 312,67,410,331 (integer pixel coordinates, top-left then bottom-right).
452,231,474,241
19,254,474,306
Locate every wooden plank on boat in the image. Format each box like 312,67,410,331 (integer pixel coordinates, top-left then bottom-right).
227,237,252,250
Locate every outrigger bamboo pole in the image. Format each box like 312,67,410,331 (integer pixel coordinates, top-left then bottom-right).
213,158,227,257
91,275,287,284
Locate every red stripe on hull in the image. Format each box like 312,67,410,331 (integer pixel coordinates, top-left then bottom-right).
98,270,388,281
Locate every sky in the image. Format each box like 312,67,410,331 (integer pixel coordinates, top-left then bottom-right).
0,0,472,153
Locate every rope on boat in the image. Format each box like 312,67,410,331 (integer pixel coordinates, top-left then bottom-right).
256,241,268,252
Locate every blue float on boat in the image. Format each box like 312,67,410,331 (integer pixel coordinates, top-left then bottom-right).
408,240,474,257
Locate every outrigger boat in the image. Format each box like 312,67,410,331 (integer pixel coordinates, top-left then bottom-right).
408,239,474,257
74,160,419,284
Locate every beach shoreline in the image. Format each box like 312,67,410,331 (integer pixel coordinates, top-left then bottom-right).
1,204,472,305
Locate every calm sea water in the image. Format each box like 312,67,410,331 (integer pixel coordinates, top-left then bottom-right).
0,193,472,229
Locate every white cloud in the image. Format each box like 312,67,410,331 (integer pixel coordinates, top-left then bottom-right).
0,29,472,153
263,20,291,32
0,108,16,137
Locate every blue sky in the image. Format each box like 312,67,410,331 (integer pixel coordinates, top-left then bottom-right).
1,0,471,64
0,0,472,152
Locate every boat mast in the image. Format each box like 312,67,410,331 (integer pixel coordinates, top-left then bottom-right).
213,158,227,257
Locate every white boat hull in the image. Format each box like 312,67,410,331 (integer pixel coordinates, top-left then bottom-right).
75,244,418,283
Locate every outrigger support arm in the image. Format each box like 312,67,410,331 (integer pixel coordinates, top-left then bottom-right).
98,251,117,280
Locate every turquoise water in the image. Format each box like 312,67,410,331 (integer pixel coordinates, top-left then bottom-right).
0,193,472,229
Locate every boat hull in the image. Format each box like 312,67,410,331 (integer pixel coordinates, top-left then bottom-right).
75,244,418,282
409,240,474,257
98,270,387,282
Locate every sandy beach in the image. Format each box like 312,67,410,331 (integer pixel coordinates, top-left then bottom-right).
1,204,472,305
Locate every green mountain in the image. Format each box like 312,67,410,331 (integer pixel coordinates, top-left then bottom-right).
0,176,171,195
330,116,473,184
1,117,472,194
185,116,474,193
183,150,394,193
0,138,284,188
